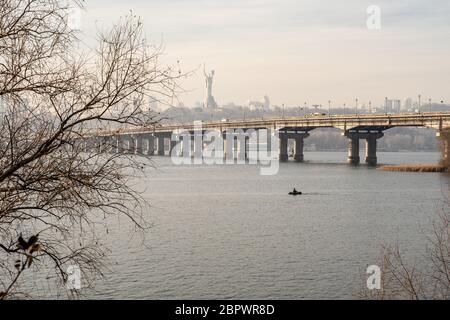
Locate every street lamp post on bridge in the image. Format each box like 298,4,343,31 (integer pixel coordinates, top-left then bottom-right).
385,97,388,115
418,94,422,113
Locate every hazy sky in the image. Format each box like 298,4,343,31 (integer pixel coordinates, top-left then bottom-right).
81,0,450,109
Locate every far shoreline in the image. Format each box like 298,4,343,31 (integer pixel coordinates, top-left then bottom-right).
379,163,448,173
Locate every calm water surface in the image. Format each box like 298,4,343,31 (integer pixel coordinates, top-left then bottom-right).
88,152,448,299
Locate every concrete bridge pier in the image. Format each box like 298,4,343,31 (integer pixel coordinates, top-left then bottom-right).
259,129,271,155
365,133,384,166
444,140,449,162
100,136,114,153
237,136,249,161
437,130,450,165
345,132,384,166
221,133,238,161
87,137,96,153
134,134,144,155
179,133,190,158
185,133,203,159
79,139,85,152
443,138,450,164
223,132,234,162
345,133,360,165
154,132,172,156
116,135,124,154
97,136,107,153
233,136,239,160
279,134,289,162
143,134,155,156
170,138,178,157
90,137,99,153
110,136,119,154
126,135,136,153
119,135,135,154
194,133,203,160
157,136,165,156
84,137,96,153
294,133,310,162
117,135,125,154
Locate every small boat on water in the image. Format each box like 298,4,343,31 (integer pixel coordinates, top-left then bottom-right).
289,188,302,196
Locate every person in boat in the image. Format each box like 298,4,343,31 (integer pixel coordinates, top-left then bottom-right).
290,188,302,195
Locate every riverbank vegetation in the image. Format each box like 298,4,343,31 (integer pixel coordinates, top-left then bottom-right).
361,191,450,299
379,164,447,172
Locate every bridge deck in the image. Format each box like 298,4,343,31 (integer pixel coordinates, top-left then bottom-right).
94,112,450,136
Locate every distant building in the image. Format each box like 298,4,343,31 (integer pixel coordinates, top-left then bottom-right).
386,99,401,113
248,95,270,110
222,102,240,110
194,101,203,109
360,104,367,114
403,97,413,111
0,96,6,115
149,99,159,112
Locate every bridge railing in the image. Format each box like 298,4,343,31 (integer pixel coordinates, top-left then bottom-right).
85,112,450,137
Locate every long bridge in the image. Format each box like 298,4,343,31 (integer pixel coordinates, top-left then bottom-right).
85,112,450,166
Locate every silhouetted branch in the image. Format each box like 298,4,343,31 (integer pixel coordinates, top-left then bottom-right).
0,0,185,299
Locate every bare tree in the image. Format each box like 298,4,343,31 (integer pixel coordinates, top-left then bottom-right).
361,209,450,299
0,0,183,299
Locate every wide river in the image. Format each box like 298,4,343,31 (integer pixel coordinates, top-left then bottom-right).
86,151,447,299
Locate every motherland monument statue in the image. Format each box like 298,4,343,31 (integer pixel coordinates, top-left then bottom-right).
204,64,217,109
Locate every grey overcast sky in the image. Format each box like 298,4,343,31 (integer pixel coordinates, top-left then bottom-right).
80,0,450,108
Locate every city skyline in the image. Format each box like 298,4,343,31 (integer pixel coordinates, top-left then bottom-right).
81,0,450,109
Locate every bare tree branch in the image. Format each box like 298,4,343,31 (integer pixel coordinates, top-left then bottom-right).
0,0,185,299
